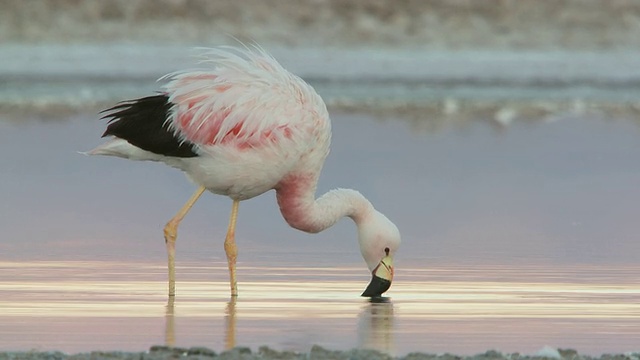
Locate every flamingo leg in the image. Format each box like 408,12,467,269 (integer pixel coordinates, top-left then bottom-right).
224,297,237,349
224,199,240,297
164,186,206,297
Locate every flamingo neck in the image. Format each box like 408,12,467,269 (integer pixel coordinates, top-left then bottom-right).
276,174,373,233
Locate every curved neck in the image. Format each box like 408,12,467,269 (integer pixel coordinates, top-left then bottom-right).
276,174,373,233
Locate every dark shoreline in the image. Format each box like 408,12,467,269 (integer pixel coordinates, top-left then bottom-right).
2,346,638,360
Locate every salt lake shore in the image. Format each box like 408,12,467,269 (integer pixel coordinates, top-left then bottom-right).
2,346,639,360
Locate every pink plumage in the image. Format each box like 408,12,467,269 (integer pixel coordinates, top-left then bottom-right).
163,47,326,150
89,44,400,298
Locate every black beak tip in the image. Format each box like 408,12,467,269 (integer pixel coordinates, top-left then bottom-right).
361,275,392,298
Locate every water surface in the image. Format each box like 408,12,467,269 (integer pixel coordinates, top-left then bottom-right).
1,260,638,356
0,110,639,355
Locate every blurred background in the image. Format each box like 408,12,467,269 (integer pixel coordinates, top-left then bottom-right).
3,0,640,118
4,0,640,48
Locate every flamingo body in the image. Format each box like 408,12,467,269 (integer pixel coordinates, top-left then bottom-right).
90,45,400,297
95,48,330,201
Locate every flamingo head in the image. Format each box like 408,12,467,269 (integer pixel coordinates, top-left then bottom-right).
357,210,401,298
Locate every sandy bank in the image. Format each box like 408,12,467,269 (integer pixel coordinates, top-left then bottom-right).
3,0,640,50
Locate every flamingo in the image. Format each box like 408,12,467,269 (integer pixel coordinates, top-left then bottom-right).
88,45,400,298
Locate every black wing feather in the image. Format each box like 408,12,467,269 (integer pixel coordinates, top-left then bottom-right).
100,94,199,158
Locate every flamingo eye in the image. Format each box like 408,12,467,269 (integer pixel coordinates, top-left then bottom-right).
384,247,390,255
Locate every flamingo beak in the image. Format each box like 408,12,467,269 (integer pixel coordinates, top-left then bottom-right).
361,254,394,297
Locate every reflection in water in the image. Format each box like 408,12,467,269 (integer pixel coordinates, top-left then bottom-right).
357,298,394,354
1,260,640,356
164,295,237,350
165,294,236,350
225,297,237,350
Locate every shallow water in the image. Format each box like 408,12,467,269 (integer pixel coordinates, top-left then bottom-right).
1,110,639,355
1,260,639,356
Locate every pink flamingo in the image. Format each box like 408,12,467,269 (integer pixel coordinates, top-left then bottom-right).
89,45,400,298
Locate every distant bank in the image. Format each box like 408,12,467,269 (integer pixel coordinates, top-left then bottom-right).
3,0,640,120
2,0,640,50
